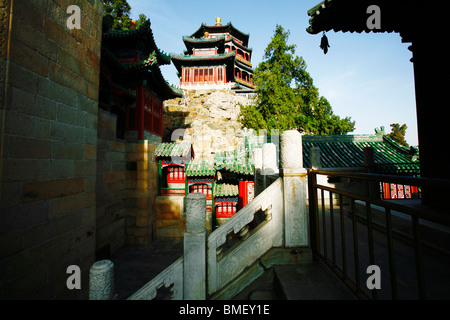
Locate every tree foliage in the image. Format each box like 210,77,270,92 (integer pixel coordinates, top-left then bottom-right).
102,0,132,30
387,123,409,147
240,25,355,135
102,0,148,32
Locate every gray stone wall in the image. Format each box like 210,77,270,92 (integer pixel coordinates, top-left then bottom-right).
0,0,103,299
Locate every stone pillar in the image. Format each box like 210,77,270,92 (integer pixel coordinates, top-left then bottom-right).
281,130,308,247
254,148,263,170
184,193,207,300
310,147,321,170
89,260,115,300
262,143,278,175
254,148,263,197
363,146,378,199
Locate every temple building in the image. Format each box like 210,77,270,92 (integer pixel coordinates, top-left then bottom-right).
171,17,255,94
100,19,182,142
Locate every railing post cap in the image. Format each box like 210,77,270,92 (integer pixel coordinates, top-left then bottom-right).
187,193,206,200
90,259,114,273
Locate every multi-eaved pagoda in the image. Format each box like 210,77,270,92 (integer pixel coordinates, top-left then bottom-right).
171,17,255,94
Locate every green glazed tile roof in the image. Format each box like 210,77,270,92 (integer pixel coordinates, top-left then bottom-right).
183,35,226,45
171,51,236,62
218,161,254,175
124,52,158,72
185,159,216,177
302,130,420,173
214,183,239,197
103,20,172,65
155,141,192,158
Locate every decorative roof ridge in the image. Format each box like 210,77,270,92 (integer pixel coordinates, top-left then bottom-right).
382,134,419,158
183,35,226,43
171,50,236,60
303,133,383,143
124,51,158,72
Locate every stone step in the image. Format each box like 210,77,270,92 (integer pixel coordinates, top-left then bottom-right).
273,262,357,300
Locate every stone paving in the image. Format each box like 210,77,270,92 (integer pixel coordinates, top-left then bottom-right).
111,238,184,300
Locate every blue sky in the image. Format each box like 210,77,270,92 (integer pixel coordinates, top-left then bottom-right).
126,0,418,146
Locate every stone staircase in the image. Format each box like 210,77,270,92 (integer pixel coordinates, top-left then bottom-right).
111,241,356,300
214,247,357,300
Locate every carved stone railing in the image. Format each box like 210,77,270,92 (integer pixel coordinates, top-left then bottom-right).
207,177,284,295
127,257,184,300
90,130,309,300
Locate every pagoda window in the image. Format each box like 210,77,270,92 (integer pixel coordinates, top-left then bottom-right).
186,68,191,84
207,68,213,82
194,68,199,82
139,88,163,137
218,67,223,83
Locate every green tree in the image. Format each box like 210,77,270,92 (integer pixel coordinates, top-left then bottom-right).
102,0,132,31
136,13,148,28
240,25,355,135
387,123,409,147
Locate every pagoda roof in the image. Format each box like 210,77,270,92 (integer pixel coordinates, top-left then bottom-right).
214,183,239,197
307,0,419,42
155,141,193,158
190,22,250,47
102,48,181,99
170,51,236,74
186,159,216,177
102,48,159,73
102,19,172,66
182,35,226,54
302,128,420,174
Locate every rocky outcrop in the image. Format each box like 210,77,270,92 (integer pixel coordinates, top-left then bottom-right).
163,89,254,161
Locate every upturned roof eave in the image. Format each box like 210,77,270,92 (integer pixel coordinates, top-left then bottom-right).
102,19,172,66
190,22,250,47
170,51,236,72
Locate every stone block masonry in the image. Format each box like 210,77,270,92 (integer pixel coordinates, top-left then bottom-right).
0,0,103,299
163,89,254,161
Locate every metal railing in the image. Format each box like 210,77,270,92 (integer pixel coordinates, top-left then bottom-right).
308,169,450,300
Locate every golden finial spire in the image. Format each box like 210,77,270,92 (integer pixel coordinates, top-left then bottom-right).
215,17,222,26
